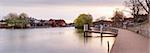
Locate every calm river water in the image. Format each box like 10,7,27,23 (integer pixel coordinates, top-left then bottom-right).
0,27,115,53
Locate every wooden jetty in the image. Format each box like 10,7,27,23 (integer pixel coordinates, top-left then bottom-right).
84,24,118,37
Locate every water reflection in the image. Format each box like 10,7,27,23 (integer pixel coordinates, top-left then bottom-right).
0,27,115,53
75,28,115,52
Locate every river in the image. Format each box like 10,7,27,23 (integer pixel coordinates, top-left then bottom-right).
0,27,115,53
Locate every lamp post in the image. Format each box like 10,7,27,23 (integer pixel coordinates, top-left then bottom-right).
147,6,150,37
149,11,150,24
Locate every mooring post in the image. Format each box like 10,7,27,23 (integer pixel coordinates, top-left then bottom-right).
100,34,103,45
107,41,110,53
101,33,103,37
84,24,88,37
84,32,88,37
99,24,103,32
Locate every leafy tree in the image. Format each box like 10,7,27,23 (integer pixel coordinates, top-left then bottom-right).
19,13,29,18
74,14,93,29
4,13,19,19
5,13,30,28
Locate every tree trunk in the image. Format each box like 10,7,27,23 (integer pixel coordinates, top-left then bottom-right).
149,14,150,23
149,9,150,24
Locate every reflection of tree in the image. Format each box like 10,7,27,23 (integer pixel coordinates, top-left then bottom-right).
83,36,104,46
5,30,28,43
75,29,92,45
75,29,84,33
75,29,105,46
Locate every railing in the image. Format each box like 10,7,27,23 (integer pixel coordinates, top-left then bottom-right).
104,28,118,34
84,24,118,37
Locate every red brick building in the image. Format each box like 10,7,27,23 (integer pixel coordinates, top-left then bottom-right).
49,19,66,27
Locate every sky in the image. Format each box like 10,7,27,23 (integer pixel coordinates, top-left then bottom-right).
0,0,130,23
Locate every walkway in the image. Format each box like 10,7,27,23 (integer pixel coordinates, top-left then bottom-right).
110,28,149,53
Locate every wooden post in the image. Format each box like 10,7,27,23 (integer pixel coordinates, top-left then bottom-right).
101,33,103,37
149,8,150,24
84,36,88,44
84,24,88,31
100,24,103,32
107,41,110,53
84,24,88,37
100,34,103,45
84,32,87,37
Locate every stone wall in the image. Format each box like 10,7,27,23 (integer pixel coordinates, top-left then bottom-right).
127,23,150,38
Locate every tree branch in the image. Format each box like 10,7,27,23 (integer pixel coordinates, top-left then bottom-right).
145,0,150,10
146,0,150,13
137,0,149,13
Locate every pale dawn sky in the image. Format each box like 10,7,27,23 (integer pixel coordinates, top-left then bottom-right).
0,0,130,23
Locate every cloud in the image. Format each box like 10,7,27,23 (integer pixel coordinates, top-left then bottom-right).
0,0,125,6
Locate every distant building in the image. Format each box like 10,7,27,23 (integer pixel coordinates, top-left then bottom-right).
123,18,134,27
27,18,40,27
55,19,66,27
0,20,7,28
66,23,75,27
0,17,67,28
134,14,148,23
28,18,50,27
93,20,112,28
49,19,66,27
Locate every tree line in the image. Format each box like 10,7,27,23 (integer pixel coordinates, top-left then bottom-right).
74,0,150,29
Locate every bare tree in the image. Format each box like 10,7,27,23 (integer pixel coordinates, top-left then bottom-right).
96,16,106,21
137,0,150,23
125,0,150,15
137,0,150,14
125,0,150,22
111,10,125,27
125,0,143,18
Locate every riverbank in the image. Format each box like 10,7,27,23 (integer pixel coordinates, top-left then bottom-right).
127,22,150,38
110,28,149,53
0,23,74,29
0,26,72,29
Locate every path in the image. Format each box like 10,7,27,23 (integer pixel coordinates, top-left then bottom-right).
110,28,149,53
